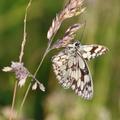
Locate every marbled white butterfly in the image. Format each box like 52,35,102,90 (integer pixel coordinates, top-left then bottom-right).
52,41,108,100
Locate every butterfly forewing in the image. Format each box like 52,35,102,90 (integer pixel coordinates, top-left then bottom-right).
52,50,74,89
79,45,108,60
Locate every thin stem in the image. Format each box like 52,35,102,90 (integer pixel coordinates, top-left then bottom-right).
19,0,32,62
19,44,51,114
19,49,49,112
80,20,86,43
34,47,50,76
19,82,32,114
9,1,32,120
19,0,57,112
9,81,18,120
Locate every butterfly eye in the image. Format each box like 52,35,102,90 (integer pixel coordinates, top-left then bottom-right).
75,42,80,47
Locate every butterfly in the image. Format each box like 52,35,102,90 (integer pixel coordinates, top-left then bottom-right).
52,41,108,100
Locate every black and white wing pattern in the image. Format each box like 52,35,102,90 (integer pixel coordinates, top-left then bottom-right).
52,50,74,89
52,41,108,100
79,44,108,60
52,45,93,100
70,54,93,100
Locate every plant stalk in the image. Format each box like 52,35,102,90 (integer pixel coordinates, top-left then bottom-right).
9,81,18,120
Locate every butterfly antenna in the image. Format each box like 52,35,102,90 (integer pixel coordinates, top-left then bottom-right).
80,20,86,43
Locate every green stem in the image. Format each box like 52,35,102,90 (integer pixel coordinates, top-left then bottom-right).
19,43,51,114
19,12,55,114
34,47,50,76
19,82,31,114
9,81,18,120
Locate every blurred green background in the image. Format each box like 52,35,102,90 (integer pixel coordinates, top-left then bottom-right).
0,0,120,120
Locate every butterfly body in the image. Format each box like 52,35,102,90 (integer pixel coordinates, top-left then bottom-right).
52,41,108,100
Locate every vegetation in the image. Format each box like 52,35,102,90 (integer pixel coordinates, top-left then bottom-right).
0,0,120,120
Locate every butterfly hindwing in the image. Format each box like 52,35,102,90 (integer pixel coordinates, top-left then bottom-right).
71,54,93,100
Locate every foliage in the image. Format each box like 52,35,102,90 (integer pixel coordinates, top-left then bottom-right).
0,0,120,120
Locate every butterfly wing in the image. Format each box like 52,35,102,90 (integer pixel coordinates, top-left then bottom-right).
52,49,74,89
52,48,93,100
71,53,93,100
79,44,108,60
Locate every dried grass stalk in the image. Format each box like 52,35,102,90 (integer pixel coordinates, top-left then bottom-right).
52,23,84,49
47,0,85,40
